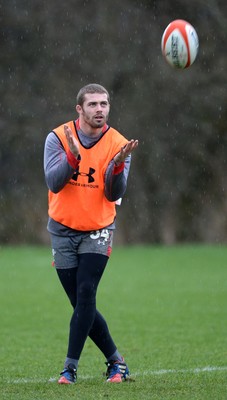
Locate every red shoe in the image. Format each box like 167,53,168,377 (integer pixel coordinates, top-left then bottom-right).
58,364,77,384
106,359,130,383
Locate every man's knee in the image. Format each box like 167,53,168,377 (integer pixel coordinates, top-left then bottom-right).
78,281,96,304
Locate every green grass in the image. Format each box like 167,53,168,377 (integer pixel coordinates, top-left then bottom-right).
0,245,227,399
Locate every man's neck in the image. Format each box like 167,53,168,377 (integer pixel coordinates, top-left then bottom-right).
78,119,103,137
76,118,108,137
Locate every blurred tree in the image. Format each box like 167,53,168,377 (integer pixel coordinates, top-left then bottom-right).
0,0,226,244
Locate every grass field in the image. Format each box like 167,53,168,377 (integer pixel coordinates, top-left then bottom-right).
0,244,227,399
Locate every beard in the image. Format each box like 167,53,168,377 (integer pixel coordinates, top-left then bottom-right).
82,111,109,129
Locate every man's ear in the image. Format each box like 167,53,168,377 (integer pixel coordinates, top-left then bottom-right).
76,104,82,114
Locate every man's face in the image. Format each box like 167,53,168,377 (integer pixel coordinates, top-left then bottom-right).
76,93,110,129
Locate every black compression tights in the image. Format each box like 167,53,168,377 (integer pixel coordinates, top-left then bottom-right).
56,253,117,360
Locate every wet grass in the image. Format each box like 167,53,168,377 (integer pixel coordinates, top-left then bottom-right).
0,244,227,399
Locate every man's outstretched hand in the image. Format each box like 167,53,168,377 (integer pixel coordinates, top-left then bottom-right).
114,139,139,166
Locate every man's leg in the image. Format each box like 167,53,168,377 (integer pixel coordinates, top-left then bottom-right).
56,253,129,383
66,253,108,360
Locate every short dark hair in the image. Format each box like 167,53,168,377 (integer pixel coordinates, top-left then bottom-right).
76,83,110,106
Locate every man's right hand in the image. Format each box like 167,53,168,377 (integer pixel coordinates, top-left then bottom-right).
64,125,80,158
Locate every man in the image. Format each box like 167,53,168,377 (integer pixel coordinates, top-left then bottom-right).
44,83,138,384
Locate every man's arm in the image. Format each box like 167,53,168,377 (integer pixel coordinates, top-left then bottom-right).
104,155,131,202
44,132,80,193
105,139,138,201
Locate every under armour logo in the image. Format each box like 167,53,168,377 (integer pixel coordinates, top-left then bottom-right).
72,167,96,183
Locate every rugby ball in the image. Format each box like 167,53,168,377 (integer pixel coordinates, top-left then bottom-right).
161,19,199,69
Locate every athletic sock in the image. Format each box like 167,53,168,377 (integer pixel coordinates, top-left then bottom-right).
107,350,123,362
64,357,78,370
